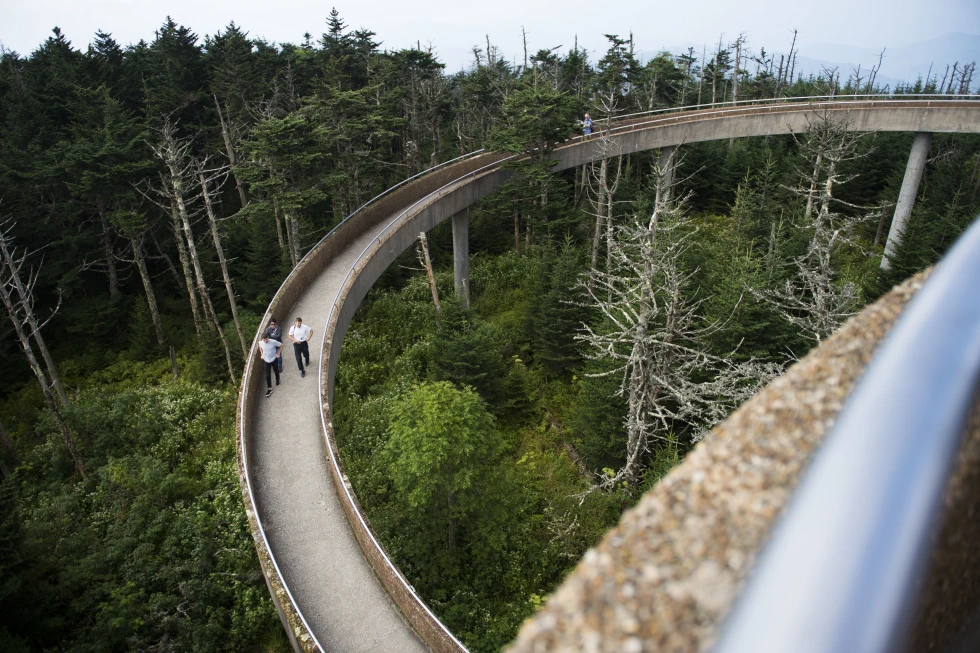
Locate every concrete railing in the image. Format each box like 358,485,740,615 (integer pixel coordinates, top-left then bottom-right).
506,219,980,653
236,150,507,652
238,98,980,652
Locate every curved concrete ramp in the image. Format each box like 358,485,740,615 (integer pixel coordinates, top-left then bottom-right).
248,215,428,653
237,98,980,653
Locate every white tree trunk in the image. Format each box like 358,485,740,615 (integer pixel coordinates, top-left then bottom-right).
0,233,69,405
131,234,166,346
200,169,249,357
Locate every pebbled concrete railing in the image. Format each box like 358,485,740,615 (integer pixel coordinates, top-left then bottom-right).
238,98,980,652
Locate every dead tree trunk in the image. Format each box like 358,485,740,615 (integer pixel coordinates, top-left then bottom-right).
169,198,203,336
131,234,165,346
0,273,84,478
805,152,824,221
590,157,610,279
198,167,248,357
215,96,248,209
418,232,442,329
0,228,69,405
286,208,301,265
174,189,238,382
604,156,624,290
150,119,238,381
97,206,120,298
273,202,286,255
149,230,183,285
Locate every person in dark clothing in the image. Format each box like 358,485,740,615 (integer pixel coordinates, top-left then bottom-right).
288,317,313,378
265,318,284,373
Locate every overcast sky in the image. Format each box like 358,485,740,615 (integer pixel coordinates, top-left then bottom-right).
3,0,978,71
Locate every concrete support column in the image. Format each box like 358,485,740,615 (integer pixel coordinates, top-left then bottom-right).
452,209,470,309
881,132,932,270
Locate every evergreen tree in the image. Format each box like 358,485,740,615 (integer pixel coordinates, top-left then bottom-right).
428,299,509,409
531,240,590,376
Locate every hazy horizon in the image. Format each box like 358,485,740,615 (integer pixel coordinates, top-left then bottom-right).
2,0,978,83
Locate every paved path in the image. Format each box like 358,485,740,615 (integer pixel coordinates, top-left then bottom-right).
250,217,427,653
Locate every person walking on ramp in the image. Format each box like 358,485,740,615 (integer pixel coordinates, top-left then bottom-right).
289,317,313,378
258,334,282,397
265,318,284,373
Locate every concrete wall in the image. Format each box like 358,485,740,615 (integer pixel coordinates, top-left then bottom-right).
555,101,980,171
237,151,507,652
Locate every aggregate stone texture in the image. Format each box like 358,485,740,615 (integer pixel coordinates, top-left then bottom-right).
506,271,961,653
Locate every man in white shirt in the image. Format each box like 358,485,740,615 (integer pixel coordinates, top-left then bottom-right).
288,317,314,378
265,318,284,373
257,334,282,397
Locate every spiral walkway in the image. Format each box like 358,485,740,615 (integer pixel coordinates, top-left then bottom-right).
237,97,980,653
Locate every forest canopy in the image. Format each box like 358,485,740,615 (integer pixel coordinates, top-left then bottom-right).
0,11,977,652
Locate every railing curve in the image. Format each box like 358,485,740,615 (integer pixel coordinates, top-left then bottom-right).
715,214,980,653
237,148,491,652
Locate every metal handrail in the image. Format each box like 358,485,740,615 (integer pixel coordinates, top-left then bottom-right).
714,214,980,653
237,148,485,652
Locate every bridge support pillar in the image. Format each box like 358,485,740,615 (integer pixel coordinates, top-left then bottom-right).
881,131,932,271
452,208,470,309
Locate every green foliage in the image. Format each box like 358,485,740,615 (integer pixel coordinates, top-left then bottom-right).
385,382,503,555
428,300,510,408
1,374,281,651
529,240,591,376
2,15,978,653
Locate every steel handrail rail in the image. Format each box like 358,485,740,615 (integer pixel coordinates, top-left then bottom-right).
714,214,980,653
238,148,486,652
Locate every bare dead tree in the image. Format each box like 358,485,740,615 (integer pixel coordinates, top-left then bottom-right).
759,113,876,344
946,62,960,94
0,221,68,405
785,29,798,90
214,95,249,208
0,228,84,478
731,33,747,104
578,154,778,491
417,232,442,329
196,159,249,358
96,206,121,298
868,49,886,92
586,98,624,285
697,44,706,105
146,117,238,382
711,34,724,105
129,231,166,346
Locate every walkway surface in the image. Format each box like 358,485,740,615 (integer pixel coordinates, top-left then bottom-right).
250,214,427,653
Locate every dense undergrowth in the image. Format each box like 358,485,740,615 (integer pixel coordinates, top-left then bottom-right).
0,358,288,652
